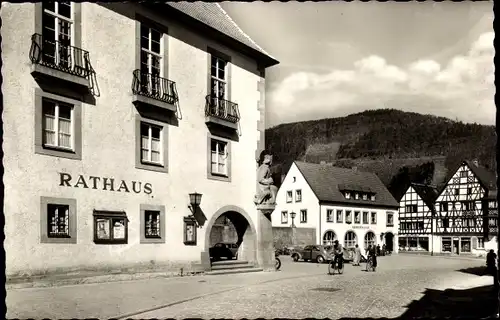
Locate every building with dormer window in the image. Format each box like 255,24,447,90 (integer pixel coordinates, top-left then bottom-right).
272,161,400,253
2,2,279,279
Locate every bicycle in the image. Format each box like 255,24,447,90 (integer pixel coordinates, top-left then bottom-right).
275,256,281,270
365,255,376,272
328,255,344,275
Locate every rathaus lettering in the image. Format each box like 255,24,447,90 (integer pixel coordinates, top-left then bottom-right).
59,173,152,194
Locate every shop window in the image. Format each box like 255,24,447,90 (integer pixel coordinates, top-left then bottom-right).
40,196,77,244
461,237,471,253
442,237,452,253
93,210,128,244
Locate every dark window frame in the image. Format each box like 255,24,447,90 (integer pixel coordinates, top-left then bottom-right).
140,204,166,244
40,196,77,244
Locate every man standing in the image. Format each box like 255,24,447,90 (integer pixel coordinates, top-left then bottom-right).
486,249,498,289
353,244,362,266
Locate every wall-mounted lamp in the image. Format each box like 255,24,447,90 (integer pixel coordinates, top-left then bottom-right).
290,211,296,228
184,192,202,245
188,192,202,212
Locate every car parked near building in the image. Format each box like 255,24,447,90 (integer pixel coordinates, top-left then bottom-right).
209,242,239,261
291,245,335,263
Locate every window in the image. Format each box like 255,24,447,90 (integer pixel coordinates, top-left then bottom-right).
93,211,128,244
346,210,352,223
141,122,163,165
293,176,296,183
300,209,307,223
371,212,377,224
478,237,485,249
145,211,160,238
281,211,288,224
440,202,448,212
362,212,369,224
210,139,228,176
455,188,460,196
210,56,228,99
489,201,498,209
364,231,376,250
355,193,359,200
41,2,73,67
323,231,337,245
47,204,70,238
370,195,375,201
295,189,302,202
442,237,452,252
354,211,361,224
42,98,75,151
40,196,77,244
286,191,293,203
345,192,351,199
460,171,468,178
326,209,334,222
461,237,471,253
344,231,357,248
467,187,472,195
417,221,424,230
140,24,163,94
462,201,474,211
387,212,394,227
336,210,343,223
136,116,168,173
140,204,165,244
405,204,417,213
362,194,367,200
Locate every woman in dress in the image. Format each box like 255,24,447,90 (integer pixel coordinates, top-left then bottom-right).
353,244,362,266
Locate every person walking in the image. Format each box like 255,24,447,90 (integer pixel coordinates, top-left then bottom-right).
486,249,498,289
376,244,381,256
353,244,362,266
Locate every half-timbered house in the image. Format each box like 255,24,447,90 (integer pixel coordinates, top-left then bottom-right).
398,183,439,253
434,160,497,255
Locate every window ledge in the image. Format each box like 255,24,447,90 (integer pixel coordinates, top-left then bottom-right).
31,64,90,93
35,144,81,160
208,172,231,182
41,236,76,244
140,237,165,244
136,161,168,173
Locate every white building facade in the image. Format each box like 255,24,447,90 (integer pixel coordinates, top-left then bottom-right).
272,162,400,253
2,2,279,278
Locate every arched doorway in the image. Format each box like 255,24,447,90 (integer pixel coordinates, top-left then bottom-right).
204,206,256,263
385,232,394,253
344,230,357,249
364,231,376,250
323,230,337,245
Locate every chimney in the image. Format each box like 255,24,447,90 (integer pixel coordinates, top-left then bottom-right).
352,166,358,173
472,159,479,167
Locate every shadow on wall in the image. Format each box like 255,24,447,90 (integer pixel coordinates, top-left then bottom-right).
399,285,497,319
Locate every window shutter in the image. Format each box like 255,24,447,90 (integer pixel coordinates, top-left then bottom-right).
472,236,478,250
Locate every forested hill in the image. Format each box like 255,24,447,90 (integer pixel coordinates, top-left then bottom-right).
266,109,496,194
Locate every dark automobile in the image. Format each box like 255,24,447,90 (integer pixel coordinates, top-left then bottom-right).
209,242,239,260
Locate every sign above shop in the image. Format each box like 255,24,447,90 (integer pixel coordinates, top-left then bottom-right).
59,172,152,195
352,226,369,229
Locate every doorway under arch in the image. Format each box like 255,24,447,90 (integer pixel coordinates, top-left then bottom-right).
385,232,394,253
204,205,257,263
364,231,376,250
323,230,337,245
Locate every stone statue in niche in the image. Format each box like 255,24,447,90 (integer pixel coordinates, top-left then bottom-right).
254,150,278,206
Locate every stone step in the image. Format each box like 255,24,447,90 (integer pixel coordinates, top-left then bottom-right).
205,267,264,276
211,260,250,266
211,263,254,271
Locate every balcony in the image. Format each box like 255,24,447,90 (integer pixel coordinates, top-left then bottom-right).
131,69,178,113
205,96,240,130
29,33,94,95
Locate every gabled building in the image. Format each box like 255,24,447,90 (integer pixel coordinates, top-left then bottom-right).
398,183,439,252
272,161,400,253
434,160,497,255
2,2,279,279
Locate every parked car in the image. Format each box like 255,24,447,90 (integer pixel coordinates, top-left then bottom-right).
291,245,334,263
209,242,239,261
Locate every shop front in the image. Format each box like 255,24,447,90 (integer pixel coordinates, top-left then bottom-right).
398,236,430,252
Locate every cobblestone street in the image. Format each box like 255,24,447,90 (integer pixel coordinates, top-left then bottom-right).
6,254,495,319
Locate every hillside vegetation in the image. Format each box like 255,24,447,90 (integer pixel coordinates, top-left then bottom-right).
266,109,496,195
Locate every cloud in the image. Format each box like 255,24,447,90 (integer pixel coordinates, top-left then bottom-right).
267,32,495,128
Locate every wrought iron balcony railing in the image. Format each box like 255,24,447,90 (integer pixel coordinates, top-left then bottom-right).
132,69,178,105
29,33,92,79
205,95,240,124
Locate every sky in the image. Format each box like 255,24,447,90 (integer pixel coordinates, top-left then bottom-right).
220,1,495,129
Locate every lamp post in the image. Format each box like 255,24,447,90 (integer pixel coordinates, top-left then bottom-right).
290,211,296,246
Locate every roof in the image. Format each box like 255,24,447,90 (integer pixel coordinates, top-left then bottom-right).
464,160,497,191
410,183,439,210
165,2,279,67
294,161,400,208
